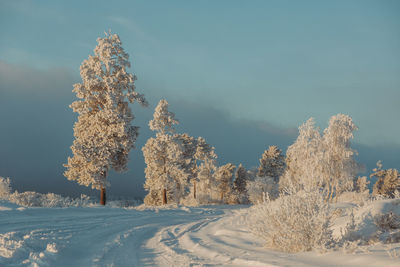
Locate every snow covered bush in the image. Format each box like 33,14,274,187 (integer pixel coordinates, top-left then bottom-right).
0,177,92,207
375,212,400,231
246,176,278,204
0,177,12,200
247,190,333,253
371,161,400,198
8,192,92,207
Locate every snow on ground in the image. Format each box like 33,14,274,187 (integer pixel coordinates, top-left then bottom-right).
1,200,400,267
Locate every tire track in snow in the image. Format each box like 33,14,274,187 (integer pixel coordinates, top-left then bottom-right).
144,208,281,266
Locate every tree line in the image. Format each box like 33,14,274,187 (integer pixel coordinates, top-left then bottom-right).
64,32,400,205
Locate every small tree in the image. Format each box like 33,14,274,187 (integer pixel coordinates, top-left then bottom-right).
0,177,12,200
234,164,249,203
322,114,359,201
215,163,236,203
280,118,323,192
64,32,147,205
192,137,217,200
174,133,197,200
143,99,190,205
280,114,360,202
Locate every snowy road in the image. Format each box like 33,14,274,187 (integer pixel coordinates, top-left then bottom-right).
0,203,239,266
1,202,400,266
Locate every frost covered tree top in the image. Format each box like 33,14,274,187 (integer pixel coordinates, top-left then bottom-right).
257,146,285,180
149,99,178,134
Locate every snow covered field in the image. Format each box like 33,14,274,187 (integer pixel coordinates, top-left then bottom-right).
1,200,400,267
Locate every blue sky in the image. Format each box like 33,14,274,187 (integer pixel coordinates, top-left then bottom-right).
0,0,399,198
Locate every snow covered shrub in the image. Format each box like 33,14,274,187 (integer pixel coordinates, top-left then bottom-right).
9,191,57,207
247,190,333,253
144,190,162,206
354,176,370,193
8,191,92,207
371,161,400,198
375,212,400,231
246,176,278,204
374,212,400,244
338,209,362,244
0,177,12,200
0,177,92,207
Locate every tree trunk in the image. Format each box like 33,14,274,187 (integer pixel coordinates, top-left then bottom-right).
100,187,106,205
162,188,167,205
193,181,197,199
220,191,224,202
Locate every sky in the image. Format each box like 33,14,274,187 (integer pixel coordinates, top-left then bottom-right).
0,0,399,199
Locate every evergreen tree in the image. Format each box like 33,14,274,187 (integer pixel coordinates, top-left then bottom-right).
215,163,236,203
193,137,217,200
174,133,197,199
64,32,147,205
234,164,249,203
257,146,285,182
143,99,184,205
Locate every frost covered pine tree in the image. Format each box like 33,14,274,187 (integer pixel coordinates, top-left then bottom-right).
233,163,249,203
246,146,286,202
215,163,236,203
188,138,218,204
257,146,285,182
143,99,189,205
64,32,147,205
193,137,217,200
174,133,197,200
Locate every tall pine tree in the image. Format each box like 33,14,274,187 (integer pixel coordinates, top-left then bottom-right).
64,32,147,205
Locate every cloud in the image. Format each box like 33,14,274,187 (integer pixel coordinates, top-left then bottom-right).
0,60,77,98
